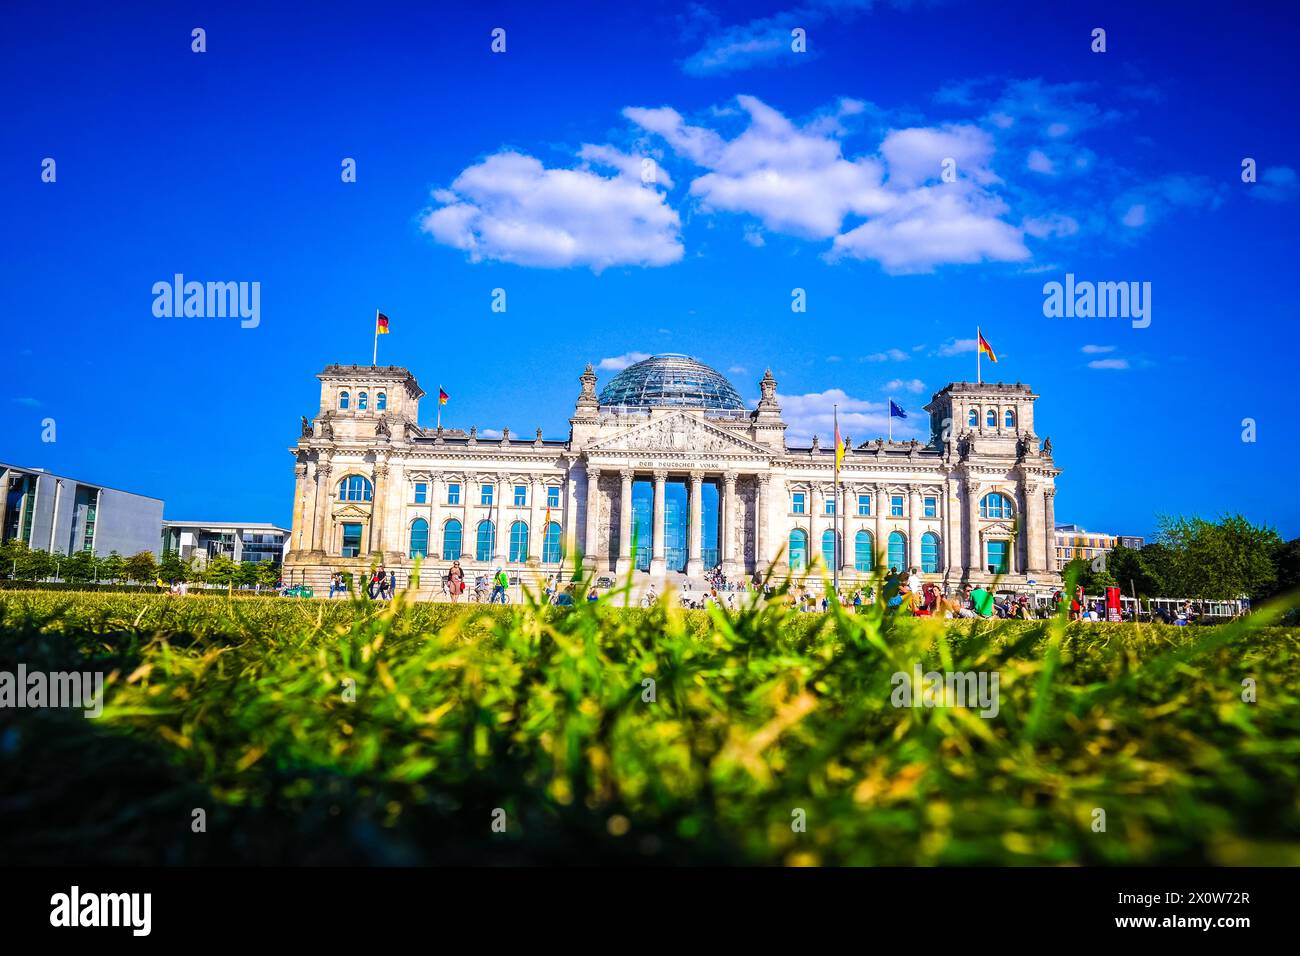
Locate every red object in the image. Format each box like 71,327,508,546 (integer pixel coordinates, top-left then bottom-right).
1105,586,1122,622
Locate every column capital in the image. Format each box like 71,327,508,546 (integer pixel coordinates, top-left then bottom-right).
688,470,705,484
757,473,772,487
315,462,332,479
722,470,738,487
620,467,635,481
652,469,669,482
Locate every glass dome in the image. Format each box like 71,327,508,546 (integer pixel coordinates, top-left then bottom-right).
598,353,747,412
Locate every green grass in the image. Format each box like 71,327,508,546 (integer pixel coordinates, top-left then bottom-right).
1,585,1298,865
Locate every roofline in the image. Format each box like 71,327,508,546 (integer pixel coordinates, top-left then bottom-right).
0,461,165,503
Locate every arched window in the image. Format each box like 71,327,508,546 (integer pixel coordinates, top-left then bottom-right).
985,408,996,428
541,522,562,564
509,521,529,563
358,391,369,411
980,492,1012,519
821,529,837,569
1004,408,1015,429
967,408,978,427
409,518,428,558
921,532,940,573
854,530,874,572
377,392,387,411
442,519,463,560
888,531,907,571
339,390,350,410
789,529,808,571
476,520,496,562
338,475,373,502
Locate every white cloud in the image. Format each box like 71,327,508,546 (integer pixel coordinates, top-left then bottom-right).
728,365,748,375
775,388,916,444
598,351,652,371
629,96,1029,272
1022,213,1079,238
479,428,503,439
865,348,909,362
1121,203,1147,228
680,0,875,76
1253,165,1298,202
420,151,683,271
578,143,675,189
1081,344,1116,354
12,396,41,407
883,378,926,394
937,338,977,356
1026,149,1055,174
1087,358,1129,370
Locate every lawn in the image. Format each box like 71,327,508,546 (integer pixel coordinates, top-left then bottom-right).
1,586,1298,865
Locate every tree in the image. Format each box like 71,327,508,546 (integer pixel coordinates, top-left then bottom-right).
254,559,281,590
204,554,240,587
101,551,125,584
1063,556,1114,592
236,561,260,589
158,550,190,583
123,551,158,585
0,539,31,579
62,549,98,584
1157,514,1280,600
1105,544,1166,599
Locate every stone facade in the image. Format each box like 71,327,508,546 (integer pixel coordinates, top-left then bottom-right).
284,360,1063,592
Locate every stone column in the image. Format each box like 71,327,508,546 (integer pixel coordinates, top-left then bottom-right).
528,476,543,563
1044,488,1057,574
584,464,601,570
721,472,738,576
873,483,885,571
290,462,310,553
907,488,920,574
368,460,389,554
563,462,580,572
839,484,853,573
967,474,982,574
649,470,667,575
494,474,509,565
1024,482,1046,573
615,468,635,574
311,462,332,553
462,473,474,563
756,474,770,573
685,471,704,576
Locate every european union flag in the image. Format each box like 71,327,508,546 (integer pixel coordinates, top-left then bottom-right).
889,400,907,419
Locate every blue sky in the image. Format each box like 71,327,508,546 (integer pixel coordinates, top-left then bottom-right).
2,0,1297,539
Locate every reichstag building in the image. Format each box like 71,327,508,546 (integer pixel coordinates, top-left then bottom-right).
284,354,1062,592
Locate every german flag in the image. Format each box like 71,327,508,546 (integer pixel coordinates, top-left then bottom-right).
375,312,390,335
438,387,449,406
978,330,997,363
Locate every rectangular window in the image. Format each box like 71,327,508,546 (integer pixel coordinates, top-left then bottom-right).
547,486,561,509
447,483,461,505
824,497,836,515
414,482,427,504
341,523,363,558
791,492,806,514
481,484,494,506
923,496,937,518
890,495,904,517
987,540,1009,574
857,494,871,516
513,485,527,507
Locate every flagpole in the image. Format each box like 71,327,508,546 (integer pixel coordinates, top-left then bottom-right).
888,397,893,443
373,308,379,366
976,324,981,384
437,386,442,430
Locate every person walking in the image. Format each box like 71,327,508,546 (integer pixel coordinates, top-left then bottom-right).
448,561,465,603
490,567,509,604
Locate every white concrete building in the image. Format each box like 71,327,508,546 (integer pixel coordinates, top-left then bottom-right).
283,355,1062,592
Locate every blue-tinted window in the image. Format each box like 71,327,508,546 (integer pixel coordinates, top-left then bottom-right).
792,492,806,514
921,532,940,573
923,496,937,518
409,518,428,558
414,482,427,504
339,390,350,410
980,493,1012,519
377,392,387,411
546,486,561,509
513,485,527,507
821,529,837,569
789,529,808,570
341,522,363,557
358,391,369,411
542,522,562,564
888,531,907,570
442,519,462,560
339,475,373,502
447,483,461,505
987,540,1009,573
854,530,874,572
857,494,871,516
824,497,836,515
481,484,494,507
890,495,904,517
509,521,529,562
476,521,496,562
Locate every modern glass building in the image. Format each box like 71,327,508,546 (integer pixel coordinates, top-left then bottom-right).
598,354,748,415
161,521,291,567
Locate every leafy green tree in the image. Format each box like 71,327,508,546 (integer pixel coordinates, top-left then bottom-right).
204,554,241,587
62,549,98,583
1105,544,1166,598
1063,556,1114,592
1157,514,1280,600
158,550,191,583
254,560,281,590
101,551,125,584
22,548,55,581
236,561,260,588
123,550,158,585
0,539,30,578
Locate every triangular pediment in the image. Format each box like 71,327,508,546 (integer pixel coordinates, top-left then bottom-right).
587,412,769,455
333,503,371,518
